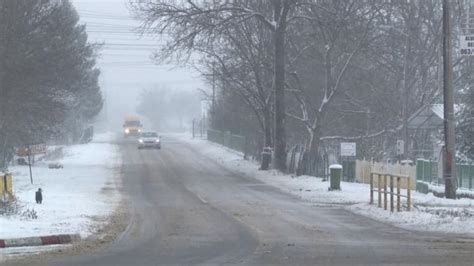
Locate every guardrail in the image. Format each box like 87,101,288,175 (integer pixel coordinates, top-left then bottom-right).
370,172,411,212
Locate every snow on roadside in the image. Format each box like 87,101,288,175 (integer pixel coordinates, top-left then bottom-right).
176,134,474,236
0,132,121,239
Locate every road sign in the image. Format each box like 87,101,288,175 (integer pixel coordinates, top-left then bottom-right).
396,140,405,155
16,144,47,157
340,142,356,157
460,35,474,56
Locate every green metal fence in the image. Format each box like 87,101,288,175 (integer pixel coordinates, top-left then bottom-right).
207,129,247,154
457,163,474,189
342,160,356,182
416,159,474,190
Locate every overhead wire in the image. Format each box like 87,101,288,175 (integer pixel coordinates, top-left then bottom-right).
75,9,179,69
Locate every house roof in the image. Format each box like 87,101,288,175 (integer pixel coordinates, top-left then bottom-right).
407,104,444,129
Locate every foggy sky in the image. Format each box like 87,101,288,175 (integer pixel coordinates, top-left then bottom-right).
71,0,205,129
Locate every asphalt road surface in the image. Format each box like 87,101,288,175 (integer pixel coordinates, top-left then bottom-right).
44,136,474,265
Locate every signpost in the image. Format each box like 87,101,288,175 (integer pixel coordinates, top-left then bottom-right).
396,140,405,156
460,35,474,55
16,143,47,185
340,142,356,157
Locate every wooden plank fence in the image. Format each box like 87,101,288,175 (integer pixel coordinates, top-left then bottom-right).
357,160,416,189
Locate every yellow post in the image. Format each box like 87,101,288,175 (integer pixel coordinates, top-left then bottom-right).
1,173,14,198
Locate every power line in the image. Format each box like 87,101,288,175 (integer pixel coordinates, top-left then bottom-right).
102,44,163,48
78,9,135,17
78,12,135,20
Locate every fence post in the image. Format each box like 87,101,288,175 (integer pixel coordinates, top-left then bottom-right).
2,174,7,194
390,175,394,212
378,174,382,208
243,136,248,160
429,159,432,183
422,160,425,182
384,175,388,210
423,160,428,182
370,173,373,204
470,163,473,190
407,176,411,212
201,118,205,137
416,159,423,181
397,176,401,212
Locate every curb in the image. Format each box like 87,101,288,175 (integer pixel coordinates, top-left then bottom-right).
0,234,81,248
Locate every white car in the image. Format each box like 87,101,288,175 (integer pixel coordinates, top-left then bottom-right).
137,131,161,149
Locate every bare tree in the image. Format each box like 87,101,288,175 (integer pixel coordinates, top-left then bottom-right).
131,0,304,171
372,1,444,159
283,1,383,175
194,17,275,169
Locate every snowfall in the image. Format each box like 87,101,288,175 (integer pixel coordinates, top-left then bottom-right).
178,135,474,238
0,132,121,241
1,131,474,257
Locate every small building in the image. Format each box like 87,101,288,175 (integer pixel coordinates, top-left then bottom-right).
407,104,459,160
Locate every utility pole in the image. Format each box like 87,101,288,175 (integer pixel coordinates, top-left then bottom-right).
212,62,216,111
443,0,456,199
402,1,414,161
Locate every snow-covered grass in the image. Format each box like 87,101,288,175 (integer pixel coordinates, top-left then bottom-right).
422,181,474,199
0,132,121,239
177,134,474,237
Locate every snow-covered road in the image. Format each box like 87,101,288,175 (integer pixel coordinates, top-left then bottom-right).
177,134,474,237
4,133,474,266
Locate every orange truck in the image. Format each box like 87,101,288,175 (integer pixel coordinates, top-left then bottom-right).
123,116,143,137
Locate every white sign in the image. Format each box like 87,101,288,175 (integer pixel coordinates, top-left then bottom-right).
460,35,474,56
396,140,404,155
340,142,356,157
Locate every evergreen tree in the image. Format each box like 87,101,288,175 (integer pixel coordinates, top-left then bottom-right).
0,0,102,168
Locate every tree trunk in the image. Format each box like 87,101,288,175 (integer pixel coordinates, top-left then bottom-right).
297,126,321,176
260,107,273,170
272,1,288,172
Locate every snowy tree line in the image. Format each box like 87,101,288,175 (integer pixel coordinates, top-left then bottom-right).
132,0,473,173
0,0,103,168
137,88,201,132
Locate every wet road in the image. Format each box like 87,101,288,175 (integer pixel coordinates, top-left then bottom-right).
45,137,474,265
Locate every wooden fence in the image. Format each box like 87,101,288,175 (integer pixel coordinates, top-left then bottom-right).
356,160,416,189
370,172,412,212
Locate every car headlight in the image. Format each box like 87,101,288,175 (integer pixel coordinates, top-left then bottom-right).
124,128,130,134
155,139,160,143
138,129,142,132
138,139,143,143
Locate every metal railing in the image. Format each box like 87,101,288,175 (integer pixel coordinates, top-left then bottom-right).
207,129,247,154
370,172,412,212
